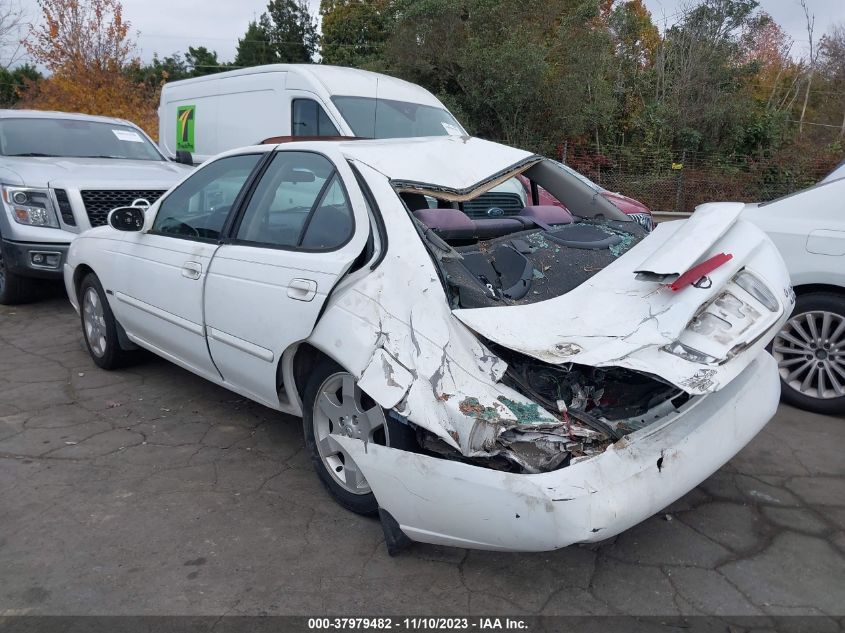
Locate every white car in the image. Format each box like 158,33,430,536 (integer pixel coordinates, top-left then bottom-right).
820,159,844,184
0,110,192,304
65,136,792,553
744,176,845,414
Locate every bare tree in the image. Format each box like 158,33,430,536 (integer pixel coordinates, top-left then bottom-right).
0,0,26,69
798,0,818,136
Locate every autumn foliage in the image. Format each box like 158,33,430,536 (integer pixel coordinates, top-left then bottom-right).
19,0,159,137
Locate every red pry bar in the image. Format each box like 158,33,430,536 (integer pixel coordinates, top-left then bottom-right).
667,253,734,292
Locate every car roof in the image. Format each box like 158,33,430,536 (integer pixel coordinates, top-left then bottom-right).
214,137,536,193
0,109,137,127
164,64,445,108
329,136,537,192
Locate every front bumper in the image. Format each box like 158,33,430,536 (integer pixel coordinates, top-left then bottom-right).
1,238,69,280
336,350,780,551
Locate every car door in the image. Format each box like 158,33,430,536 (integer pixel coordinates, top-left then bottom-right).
203,149,370,408
110,152,265,380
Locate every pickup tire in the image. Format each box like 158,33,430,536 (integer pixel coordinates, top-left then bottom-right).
772,292,845,415
78,273,133,370
303,358,417,516
0,242,31,305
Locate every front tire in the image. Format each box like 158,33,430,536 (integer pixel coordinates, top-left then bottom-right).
0,242,31,305
303,358,416,515
772,292,845,415
79,273,132,370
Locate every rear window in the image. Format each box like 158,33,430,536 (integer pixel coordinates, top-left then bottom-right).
235,151,353,251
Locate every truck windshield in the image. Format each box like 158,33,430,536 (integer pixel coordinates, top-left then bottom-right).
332,96,465,139
0,118,164,161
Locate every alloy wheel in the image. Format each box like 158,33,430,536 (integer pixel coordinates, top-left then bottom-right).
772,310,845,400
82,287,108,357
312,372,389,495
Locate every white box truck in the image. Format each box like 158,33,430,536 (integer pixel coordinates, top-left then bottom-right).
158,64,467,163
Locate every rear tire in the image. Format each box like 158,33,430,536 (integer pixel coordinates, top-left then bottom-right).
302,358,417,516
772,292,845,415
79,273,133,370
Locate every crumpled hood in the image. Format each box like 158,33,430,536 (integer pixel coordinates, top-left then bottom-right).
0,156,190,189
453,203,793,395
341,136,536,193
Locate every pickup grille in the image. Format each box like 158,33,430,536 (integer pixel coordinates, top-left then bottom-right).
463,192,524,219
81,190,166,227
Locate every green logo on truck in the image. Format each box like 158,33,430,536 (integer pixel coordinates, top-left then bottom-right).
176,105,195,152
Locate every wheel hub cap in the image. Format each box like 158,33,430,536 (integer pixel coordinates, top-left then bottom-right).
773,310,845,400
312,373,388,495
82,287,108,358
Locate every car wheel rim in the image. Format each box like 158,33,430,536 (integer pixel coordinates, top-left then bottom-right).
312,372,388,495
82,287,108,358
772,310,845,400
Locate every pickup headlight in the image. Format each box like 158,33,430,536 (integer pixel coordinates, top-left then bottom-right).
2,186,60,228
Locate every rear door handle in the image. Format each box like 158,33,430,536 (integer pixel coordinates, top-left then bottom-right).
288,278,317,302
182,261,202,280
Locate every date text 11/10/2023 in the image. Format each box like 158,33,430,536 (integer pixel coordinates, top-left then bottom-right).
307,617,529,630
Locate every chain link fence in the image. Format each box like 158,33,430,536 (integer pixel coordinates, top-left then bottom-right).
558,145,841,213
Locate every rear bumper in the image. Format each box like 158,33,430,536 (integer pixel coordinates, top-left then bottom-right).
1,238,69,280
336,350,780,551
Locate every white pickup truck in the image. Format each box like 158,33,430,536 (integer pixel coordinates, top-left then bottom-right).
0,110,191,304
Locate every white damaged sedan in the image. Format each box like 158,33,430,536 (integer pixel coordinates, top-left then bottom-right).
64,137,793,553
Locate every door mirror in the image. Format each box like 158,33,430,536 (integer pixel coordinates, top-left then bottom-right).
174,150,194,166
108,206,146,232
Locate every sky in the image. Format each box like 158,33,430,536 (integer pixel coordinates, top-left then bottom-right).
9,0,845,66
644,0,844,58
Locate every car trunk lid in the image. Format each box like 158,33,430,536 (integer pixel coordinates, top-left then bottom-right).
452,203,788,395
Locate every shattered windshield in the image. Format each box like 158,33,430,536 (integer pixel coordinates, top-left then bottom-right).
332,96,466,139
400,159,646,309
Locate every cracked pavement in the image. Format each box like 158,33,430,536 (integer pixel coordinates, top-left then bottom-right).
1,293,844,622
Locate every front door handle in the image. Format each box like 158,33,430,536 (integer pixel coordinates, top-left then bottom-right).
288,278,317,302
182,261,202,280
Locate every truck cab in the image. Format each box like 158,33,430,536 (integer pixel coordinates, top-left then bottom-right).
0,110,191,304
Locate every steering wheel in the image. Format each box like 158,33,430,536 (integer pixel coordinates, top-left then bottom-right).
161,217,200,238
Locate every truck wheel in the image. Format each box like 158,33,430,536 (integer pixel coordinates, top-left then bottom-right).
772,292,845,415
0,244,31,305
303,358,417,516
79,273,132,370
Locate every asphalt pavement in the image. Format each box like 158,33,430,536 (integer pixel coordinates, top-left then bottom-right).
0,293,843,625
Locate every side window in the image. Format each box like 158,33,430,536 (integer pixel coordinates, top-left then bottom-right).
153,154,261,240
291,99,341,137
235,152,354,251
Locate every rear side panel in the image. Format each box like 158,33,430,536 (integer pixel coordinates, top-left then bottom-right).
159,71,288,161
